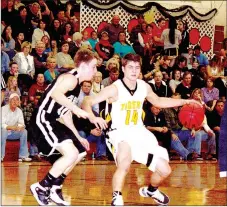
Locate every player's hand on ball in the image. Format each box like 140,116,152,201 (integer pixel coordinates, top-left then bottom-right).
79,138,90,151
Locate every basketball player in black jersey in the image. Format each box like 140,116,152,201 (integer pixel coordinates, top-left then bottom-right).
30,48,99,206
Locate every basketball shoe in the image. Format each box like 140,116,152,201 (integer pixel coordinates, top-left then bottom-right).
111,191,124,206
30,182,50,206
139,187,169,205
50,185,70,206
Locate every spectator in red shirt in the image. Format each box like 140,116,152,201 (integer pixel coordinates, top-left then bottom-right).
153,17,166,55
28,73,47,107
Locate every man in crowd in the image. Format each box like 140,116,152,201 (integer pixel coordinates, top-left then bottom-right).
1,93,31,162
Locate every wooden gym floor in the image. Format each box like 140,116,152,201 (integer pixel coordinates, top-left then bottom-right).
1,160,227,206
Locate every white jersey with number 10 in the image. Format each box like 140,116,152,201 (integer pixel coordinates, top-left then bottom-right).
110,79,147,129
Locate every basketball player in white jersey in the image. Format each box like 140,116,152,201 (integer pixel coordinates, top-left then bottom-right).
82,53,200,206
30,48,97,206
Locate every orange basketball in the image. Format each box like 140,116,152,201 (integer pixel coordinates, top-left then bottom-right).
178,102,204,130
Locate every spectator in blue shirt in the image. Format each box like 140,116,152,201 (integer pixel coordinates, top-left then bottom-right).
1,40,10,74
194,45,209,66
113,32,135,58
77,80,99,114
88,31,99,51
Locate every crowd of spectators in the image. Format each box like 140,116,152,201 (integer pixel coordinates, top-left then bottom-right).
1,0,227,162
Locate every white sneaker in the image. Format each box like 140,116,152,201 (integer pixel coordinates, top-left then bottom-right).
30,182,50,206
139,187,169,205
50,185,70,206
18,157,32,162
111,191,124,206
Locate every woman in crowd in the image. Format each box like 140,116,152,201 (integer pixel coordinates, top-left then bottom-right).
56,41,75,73
13,41,35,90
169,69,181,93
81,30,92,49
15,32,25,52
207,55,226,99
201,78,219,112
31,19,50,50
1,25,16,59
4,76,21,105
138,23,153,56
220,38,227,57
178,20,189,59
1,0,17,27
161,17,181,57
49,39,58,57
12,6,33,42
99,57,120,79
49,18,62,46
41,35,51,55
113,32,135,58
69,32,83,58
44,56,59,84
61,22,73,42
28,2,42,29
88,31,99,51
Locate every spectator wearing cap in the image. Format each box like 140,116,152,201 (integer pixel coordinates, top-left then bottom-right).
99,15,125,44
1,93,32,162
95,31,114,61
194,45,209,67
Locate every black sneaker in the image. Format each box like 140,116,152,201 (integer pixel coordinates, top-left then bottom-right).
30,182,50,206
186,152,197,161
195,154,204,161
206,154,217,161
139,187,169,205
50,185,70,205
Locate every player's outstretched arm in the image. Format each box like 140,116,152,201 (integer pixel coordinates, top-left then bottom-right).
51,74,88,119
145,83,202,108
82,84,118,130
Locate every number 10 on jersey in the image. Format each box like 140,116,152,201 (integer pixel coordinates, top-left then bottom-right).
125,110,138,125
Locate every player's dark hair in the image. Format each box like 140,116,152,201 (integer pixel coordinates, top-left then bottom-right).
121,53,141,67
